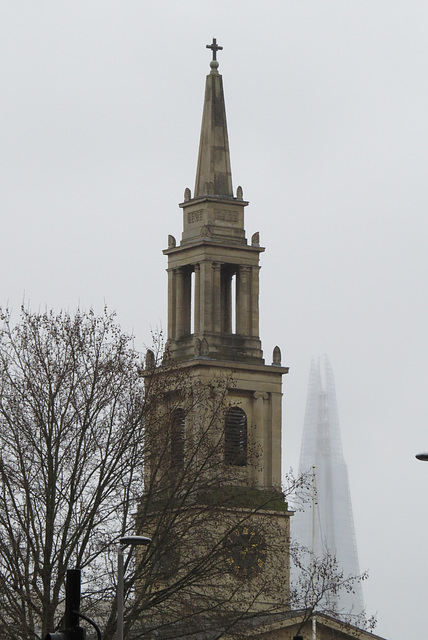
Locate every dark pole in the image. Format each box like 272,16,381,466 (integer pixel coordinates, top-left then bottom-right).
65,569,81,630
45,569,87,640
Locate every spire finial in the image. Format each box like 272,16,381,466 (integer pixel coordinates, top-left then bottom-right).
206,38,223,72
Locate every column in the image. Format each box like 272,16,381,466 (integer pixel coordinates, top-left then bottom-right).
250,265,260,338
199,260,213,334
175,268,185,338
212,262,222,334
236,266,251,335
167,268,176,340
270,391,281,489
252,392,266,487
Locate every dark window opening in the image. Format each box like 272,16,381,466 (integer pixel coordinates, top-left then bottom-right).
225,407,247,466
171,408,185,469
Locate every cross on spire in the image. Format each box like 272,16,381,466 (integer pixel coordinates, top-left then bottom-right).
206,38,223,61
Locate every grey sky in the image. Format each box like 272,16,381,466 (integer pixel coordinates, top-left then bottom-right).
1,3,427,639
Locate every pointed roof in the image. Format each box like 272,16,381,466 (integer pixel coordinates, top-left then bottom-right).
293,355,364,616
194,40,233,198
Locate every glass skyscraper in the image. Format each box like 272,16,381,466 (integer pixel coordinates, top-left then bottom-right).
292,355,364,616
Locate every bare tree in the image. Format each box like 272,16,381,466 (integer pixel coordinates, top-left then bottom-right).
289,545,376,638
0,307,152,639
0,307,372,640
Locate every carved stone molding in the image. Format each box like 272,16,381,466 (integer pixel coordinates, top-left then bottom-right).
253,391,269,401
201,338,209,356
215,209,238,223
187,210,203,224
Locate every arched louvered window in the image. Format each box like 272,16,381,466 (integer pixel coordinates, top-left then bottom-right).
225,407,247,466
171,408,185,469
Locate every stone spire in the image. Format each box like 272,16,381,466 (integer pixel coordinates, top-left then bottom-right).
194,39,233,198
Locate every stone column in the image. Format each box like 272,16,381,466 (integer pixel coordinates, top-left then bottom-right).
167,268,176,340
270,391,281,489
175,268,184,338
212,262,222,334
199,260,213,333
236,266,251,335
253,391,269,487
251,265,260,338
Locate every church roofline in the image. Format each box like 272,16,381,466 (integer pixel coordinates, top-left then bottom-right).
231,611,387,640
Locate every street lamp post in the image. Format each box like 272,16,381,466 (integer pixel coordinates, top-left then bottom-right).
117,535,151,640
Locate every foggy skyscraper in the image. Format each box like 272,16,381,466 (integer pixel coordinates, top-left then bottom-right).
292,355,364,616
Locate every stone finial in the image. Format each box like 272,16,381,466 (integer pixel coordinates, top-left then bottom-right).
272,346,281,366
145,348,155,370
168,234,176,248
162,340,173,365
237,185,243,200
184,187,191,201
194,338,202,357
251,232,260,246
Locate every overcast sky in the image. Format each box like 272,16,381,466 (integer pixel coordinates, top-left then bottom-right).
1,3,428,639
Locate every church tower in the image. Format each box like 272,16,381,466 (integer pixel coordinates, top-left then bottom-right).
140,42,387,640
163,40,288,495
138,41,293,620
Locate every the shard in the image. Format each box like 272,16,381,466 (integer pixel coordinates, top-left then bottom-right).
292,355,364,616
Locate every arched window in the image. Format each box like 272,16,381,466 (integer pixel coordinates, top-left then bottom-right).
171,408,185,469
225,407,247,466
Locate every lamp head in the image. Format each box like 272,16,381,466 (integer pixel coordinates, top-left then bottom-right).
119,535,151,547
